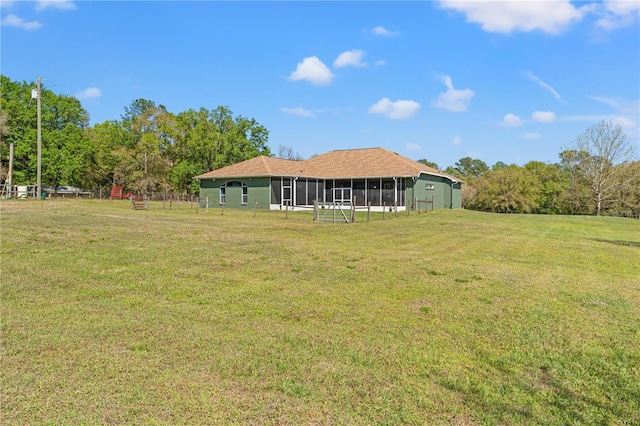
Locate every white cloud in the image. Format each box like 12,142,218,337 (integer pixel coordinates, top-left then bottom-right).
452,135,462,145
1,13,42,29
525,71,567,103
368,98,421,120
374,60,387,67
406,142,420,151
590,96,639,115
433,75,475,112
438,0,585,34
74,87,101,100
611,116,637,130
36,0,76,11
289,56,334,86
501,113,522,127
334,50,366,68
522,132,541,140
281,107,315,118
532,110,556,123
371,26,398,36
595,0,640,31
604,0,640,15
0,1,15,9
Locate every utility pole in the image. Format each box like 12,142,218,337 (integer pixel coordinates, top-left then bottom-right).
7,142,13,197
36,75,42,199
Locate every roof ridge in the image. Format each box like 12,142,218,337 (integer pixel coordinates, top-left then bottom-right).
260,156,272,175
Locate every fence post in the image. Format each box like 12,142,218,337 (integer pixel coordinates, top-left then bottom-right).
313,199,319,221
367,202,371,222
383,202,386,220
351,196,356,223
395,202,398,218
285,201,289,219
169,195,173,210
254,201,257,218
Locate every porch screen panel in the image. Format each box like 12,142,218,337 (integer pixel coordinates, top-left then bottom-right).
353,179,365,206
271,178,281,204
398,178,405,206
317,181,325,204
382,178,395,206
296,179,307,206
335,179,351,188
325,180,334,203
367,179,380,206
307,179,319,204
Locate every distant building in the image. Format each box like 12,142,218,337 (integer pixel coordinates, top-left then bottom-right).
195,148,462,211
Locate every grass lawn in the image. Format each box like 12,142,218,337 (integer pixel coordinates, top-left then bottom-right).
1,199,639,425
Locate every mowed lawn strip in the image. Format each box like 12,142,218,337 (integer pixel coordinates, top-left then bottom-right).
1,199,639,425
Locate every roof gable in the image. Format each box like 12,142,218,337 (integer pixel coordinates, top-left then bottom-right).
195,156,304,179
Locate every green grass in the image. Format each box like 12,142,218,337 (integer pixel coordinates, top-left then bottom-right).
2,199,639,425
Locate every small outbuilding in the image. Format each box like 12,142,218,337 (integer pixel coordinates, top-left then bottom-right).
194,148,462,211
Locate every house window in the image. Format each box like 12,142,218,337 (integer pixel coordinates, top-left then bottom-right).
425,184,435,190
220,181,247,205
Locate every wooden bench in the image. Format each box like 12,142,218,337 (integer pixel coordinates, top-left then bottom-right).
131,198,147,210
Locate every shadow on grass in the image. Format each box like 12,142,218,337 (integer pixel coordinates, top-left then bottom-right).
590,238,640,247
435,348,640,425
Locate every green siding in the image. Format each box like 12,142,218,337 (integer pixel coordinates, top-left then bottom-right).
198,177,271,209
451,182,462,209
407,175,461,210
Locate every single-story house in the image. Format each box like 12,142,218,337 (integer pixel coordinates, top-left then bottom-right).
194,147,462,211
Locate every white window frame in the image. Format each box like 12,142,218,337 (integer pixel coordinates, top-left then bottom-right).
242,184,248,205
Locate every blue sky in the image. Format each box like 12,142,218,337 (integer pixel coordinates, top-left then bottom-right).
1,1,639,169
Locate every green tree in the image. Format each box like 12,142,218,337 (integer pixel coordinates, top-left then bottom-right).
491,161,508,171
0,108,10,182
42,124,95,191
469,166,540,213
172,106,270,194
0,75,94,189
452,157,489,179
523,161,568,214
120,99,177,193
417,159,439,170
609,161,640,217
558,149,592,214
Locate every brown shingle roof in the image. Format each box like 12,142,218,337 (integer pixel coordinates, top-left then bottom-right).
194,156,304,179
194,148,459,182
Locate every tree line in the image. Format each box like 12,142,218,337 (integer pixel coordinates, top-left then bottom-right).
419,121,639,217
0,75,270,197
1,75,637,216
